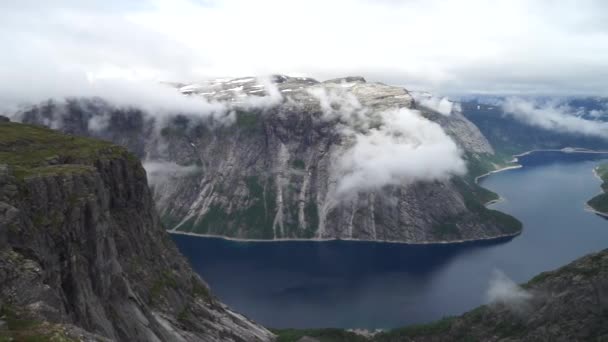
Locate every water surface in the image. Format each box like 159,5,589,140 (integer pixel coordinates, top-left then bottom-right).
172,151,608,329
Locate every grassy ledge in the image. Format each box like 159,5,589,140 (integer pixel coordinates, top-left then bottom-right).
0,121,136,179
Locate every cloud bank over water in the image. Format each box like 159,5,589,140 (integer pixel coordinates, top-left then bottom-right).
502,97,608,139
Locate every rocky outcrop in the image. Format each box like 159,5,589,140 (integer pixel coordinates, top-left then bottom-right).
0,121,274,341
15,75,519,243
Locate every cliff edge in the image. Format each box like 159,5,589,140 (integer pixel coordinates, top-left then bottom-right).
0,121,274,341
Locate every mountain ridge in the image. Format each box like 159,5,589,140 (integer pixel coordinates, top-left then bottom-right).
13,75,520,243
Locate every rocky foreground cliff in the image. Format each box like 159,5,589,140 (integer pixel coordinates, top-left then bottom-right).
0,121,274,341
15,75,520,243
276,248,608,341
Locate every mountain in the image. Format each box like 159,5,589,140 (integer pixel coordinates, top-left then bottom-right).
0,120,274,341
14,75,520,243
461,97,608,155
274,248,608,341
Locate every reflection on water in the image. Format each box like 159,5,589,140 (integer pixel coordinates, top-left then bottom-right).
172,151,608,329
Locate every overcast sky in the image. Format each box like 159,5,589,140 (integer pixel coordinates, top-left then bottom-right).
1,0,608,96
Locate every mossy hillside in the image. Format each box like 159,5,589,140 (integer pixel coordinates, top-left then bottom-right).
465,151,515,181
175,173,323,239
525,249,607,288
0,121,137,179
0,305,76,342
272,328,369,342
462,151,517,206
374,317,455,341
452,178,523,236
176,176,277,239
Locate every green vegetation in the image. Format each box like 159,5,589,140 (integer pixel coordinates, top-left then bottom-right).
465,151,515,181
177,176,277,238
587,163,608,213
149,270,179,305
235,110,263,132
451,178,523,236
191,276,213,302
462,151,516,206
0,305,76,342
526,250,606,288
0,121,135,179
160,212,181,230
492,320,527,339
291,159,306,170
431,222,461,239
304,200,319,236
272,328,369,342
374,317,454,341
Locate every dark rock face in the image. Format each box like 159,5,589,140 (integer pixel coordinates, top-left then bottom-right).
14,76,520,243
375,249,608,341
0,122,274,341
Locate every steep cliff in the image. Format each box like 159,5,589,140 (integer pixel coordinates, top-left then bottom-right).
16,75,520,243
0,121,274,341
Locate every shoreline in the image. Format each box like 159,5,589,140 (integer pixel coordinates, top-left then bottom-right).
474,165,522,184
513,147,608,158
169,147,608,245
168,229,521,246
475,147,608,185
584,204,608,218
585,166,608,217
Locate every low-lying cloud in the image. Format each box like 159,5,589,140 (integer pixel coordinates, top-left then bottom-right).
502,97,608,139
411,92,458,116
335,108,466,197
143,161,200,187
307,85,466,200
4,69,285,137
486,269,532,314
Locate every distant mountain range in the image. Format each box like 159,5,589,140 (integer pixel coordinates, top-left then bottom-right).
460,96,608,155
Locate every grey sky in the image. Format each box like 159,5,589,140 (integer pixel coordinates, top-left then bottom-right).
1,0,607,96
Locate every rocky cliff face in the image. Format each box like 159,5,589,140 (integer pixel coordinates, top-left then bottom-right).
15,75,519,243
0,121,274,341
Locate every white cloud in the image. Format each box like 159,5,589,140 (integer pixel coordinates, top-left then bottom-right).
411,92,457,116
306,86,366,125
143,161,200,187
0,64,228,119
333,108,466,198
485,269,532,314
1,0,607,96
238,76,284,109
306,85,466,200
502,97,608,139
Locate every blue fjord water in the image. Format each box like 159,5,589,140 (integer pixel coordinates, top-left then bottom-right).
171,151,608,329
